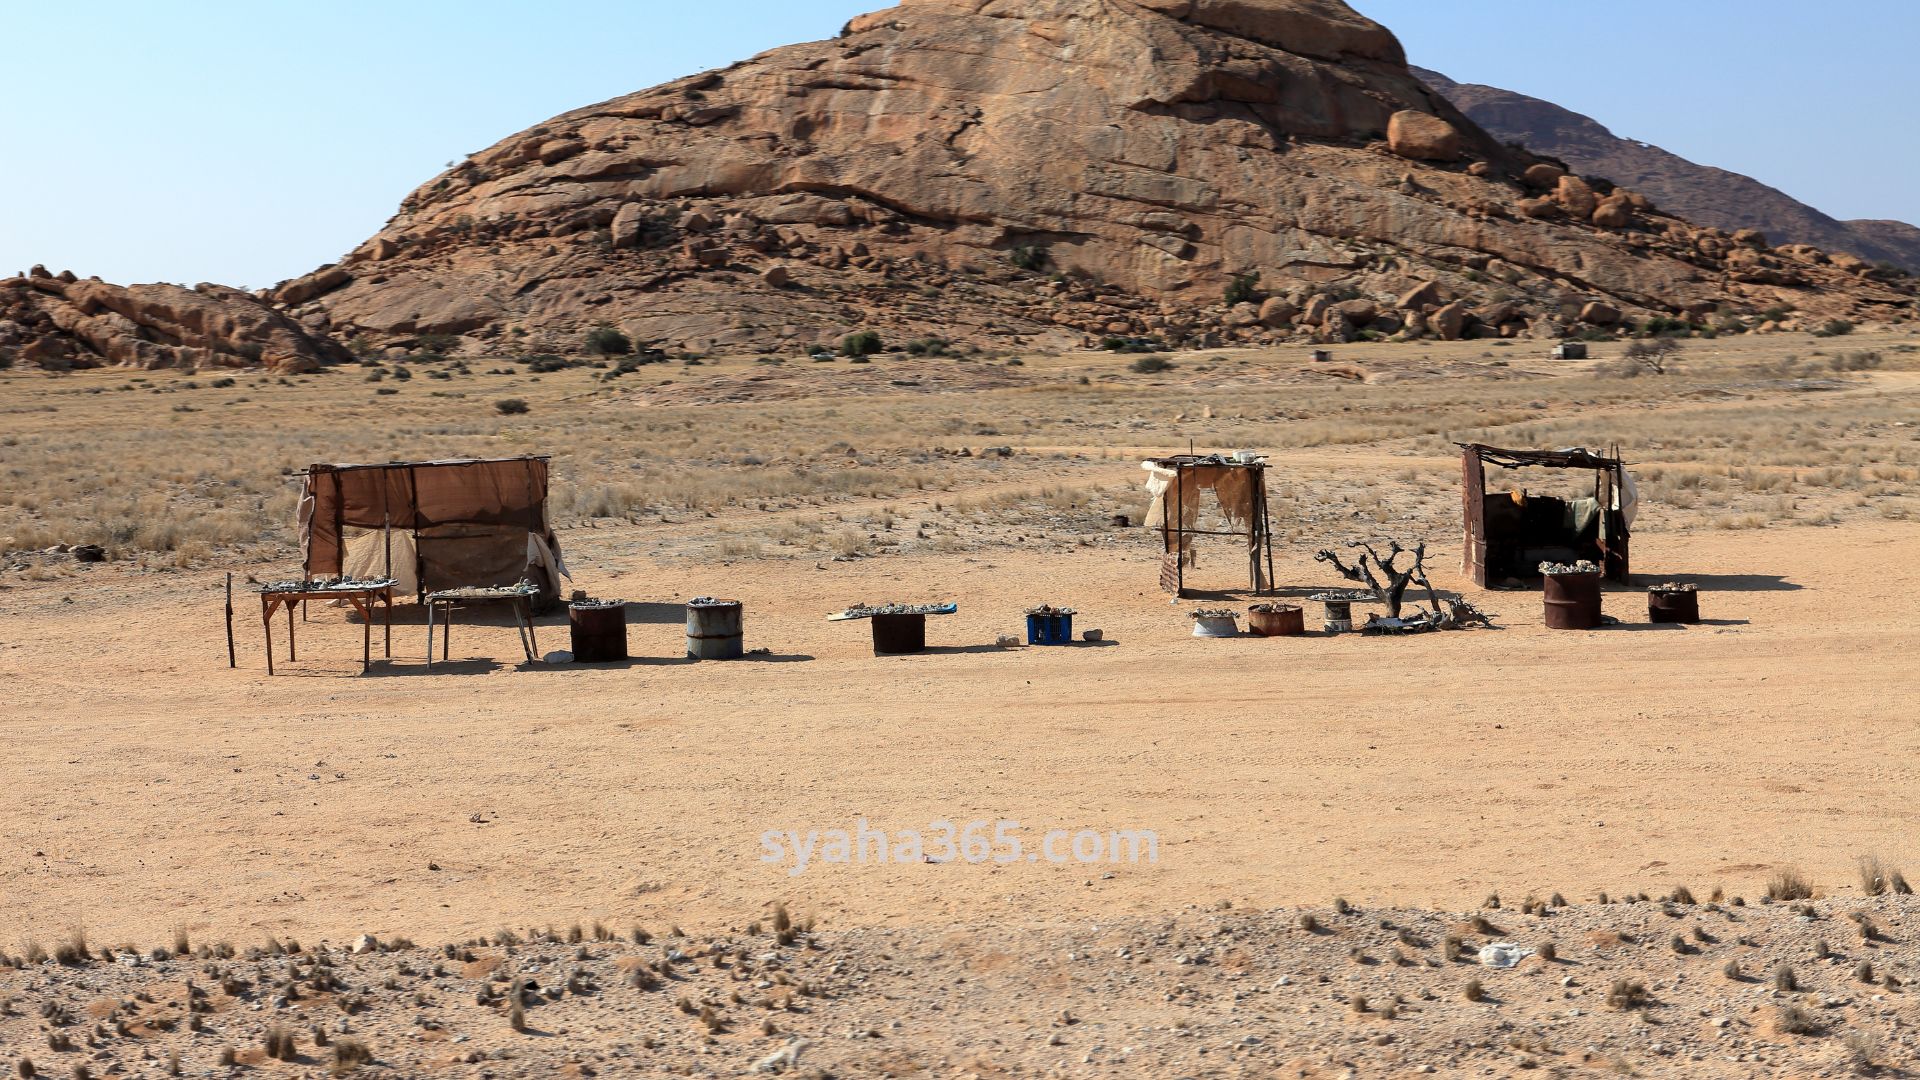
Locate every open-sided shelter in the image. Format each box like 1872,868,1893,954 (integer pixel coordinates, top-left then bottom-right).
1142,454,1275,597
1460,444,1634,588
299,456,568,604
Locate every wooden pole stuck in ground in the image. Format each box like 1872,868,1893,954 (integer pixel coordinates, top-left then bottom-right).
225,572,236,669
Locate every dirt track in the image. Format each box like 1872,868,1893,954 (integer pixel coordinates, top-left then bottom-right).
4,504,1915,948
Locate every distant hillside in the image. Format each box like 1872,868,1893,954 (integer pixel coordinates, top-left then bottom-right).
1416,67,1920,273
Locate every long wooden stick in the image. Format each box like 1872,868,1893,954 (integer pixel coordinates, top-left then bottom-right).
225,573,236,668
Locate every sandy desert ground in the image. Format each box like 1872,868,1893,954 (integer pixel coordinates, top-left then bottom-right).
2,333,1917,1074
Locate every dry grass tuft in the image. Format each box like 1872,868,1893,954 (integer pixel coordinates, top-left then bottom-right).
1722,959,1743,981
1536,941,1556,963
330,1038,373,1076
1774,1002,1819,1036
1462,978,1484,1003
1668,885,1696,905
263,1026,297,1062
1605,978,1650,1011
1765,867,1813,901
52,929,88,966
1772,963,1799,992
1847,911,1879,941
1845,1031,1882,1073
1857,855,1909,897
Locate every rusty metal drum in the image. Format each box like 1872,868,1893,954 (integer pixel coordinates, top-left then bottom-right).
1543,572,1603,630
569,601,629,662
686,598,745,660
1247,604,1306,637
1648,586,1701,624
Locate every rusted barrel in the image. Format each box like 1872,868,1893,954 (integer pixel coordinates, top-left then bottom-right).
1648,587,1701,624
871,613,927,655
686,598,744,660
1247,604,1306,637
569,602,629,663
1543,572,1603,630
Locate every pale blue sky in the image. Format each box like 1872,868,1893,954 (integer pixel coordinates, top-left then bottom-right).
4,1,1912,288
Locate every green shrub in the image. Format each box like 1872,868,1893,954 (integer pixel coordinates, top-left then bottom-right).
905,337,951,357
1130,356,1174,374
415,333,462,354
389,365,412,381
494,398,530,415
1813,319,1855,338
524,354,572,373
1641,316,1693,337
841,330,884,357
584,326,633,356
1009,245,1048,272
1224,272,1260,306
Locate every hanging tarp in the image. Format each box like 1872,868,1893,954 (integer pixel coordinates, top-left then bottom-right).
300,456,565,601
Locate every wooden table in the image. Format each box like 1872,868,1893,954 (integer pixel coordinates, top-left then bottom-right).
258,581,395,675
425,587,540,666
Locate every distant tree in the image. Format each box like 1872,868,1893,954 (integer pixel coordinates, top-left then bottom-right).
584,326,633,356
1009,245,1048,272
841,330,884,357
1623,337,1683,375
1224,273,1261,306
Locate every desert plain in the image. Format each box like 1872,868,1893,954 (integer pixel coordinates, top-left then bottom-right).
2,332,1918,1075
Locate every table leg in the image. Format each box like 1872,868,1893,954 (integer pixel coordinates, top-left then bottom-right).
263,601,276,676
426,602,435,667
524,599,539,660
287,603,297,662
382,590,392,658
442,607,451,662
359,598,372,672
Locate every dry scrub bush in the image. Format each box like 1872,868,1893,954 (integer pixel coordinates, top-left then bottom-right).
1766,868,1814,902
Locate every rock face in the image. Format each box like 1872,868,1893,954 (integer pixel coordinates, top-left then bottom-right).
1417,66,1920,274
0,270,347,372
269,0,1913,354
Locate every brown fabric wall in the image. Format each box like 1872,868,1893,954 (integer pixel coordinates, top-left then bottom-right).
303,457,551,577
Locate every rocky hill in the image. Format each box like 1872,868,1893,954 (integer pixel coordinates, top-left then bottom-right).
1415,67,1920,275
0,266,347,373
261,0,1913,357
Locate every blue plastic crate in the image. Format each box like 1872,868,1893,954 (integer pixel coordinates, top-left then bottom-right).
1027,611,1074,645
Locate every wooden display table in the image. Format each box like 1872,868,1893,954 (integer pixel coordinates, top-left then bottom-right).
426,585,540,666
256,579,395,675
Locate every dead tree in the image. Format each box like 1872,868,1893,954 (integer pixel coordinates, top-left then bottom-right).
1315,540,1440,620
1623,337,1684,375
